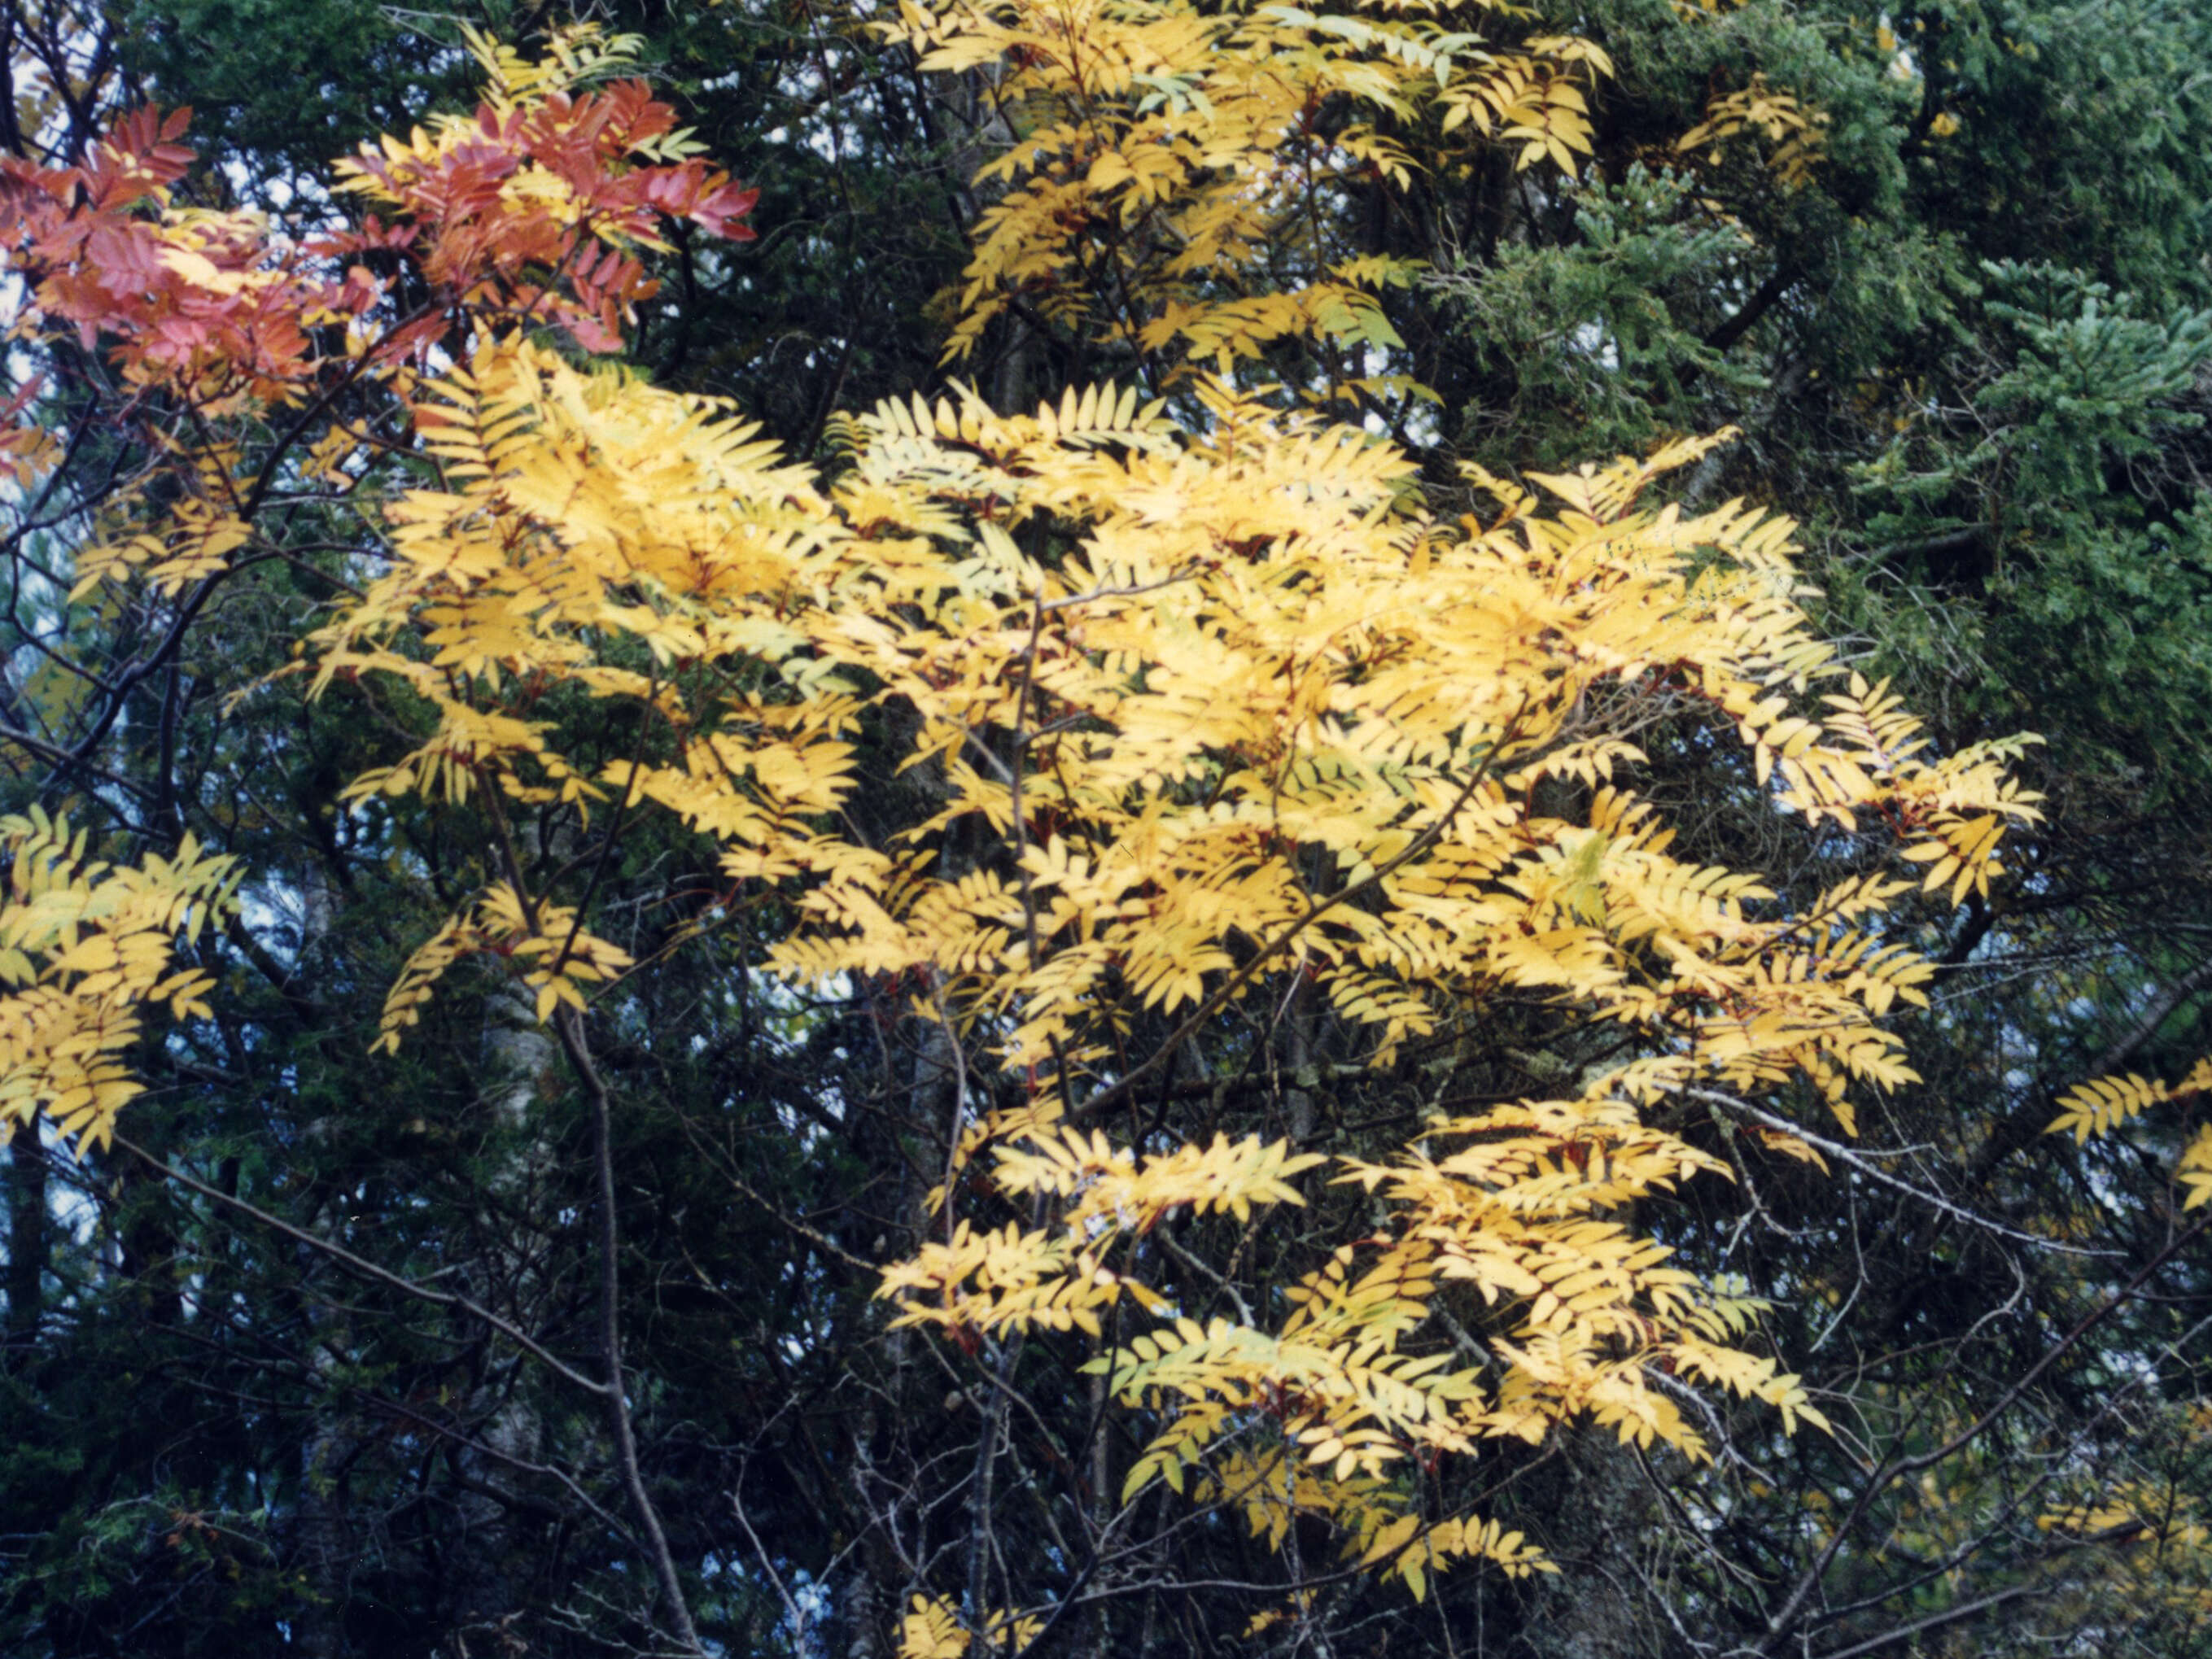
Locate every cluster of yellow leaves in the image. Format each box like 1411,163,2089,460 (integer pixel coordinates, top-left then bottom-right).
1202,1446,1554,1604
1675,74,1829,189
2040,1478,2211,1548
2051,1057,2212,1145
0,15,2009,1623
2036,1470,2212,1640
373,882,635,1054
1860,1446,2212,1652
2048,1054,2212,1210
0,810,236,1150
71,496,251,599
898,1593,1040,1659
882,0,1611,386
452,20,646,109
993,1127,1323,1233
1814,674,2034,907
881,1220,1141,1338
296,304,2032,1602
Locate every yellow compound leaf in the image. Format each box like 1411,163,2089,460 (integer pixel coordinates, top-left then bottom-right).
0,811,238,1151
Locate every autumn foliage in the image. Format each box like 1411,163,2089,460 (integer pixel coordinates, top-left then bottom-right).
15,7,2199,1656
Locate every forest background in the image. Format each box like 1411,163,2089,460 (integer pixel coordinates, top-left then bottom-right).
5,0,2212,1656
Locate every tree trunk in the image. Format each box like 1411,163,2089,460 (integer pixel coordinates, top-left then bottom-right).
441,979,562,1651
1530,1434,1655,1659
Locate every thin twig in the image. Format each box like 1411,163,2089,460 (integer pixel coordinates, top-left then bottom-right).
113,1133,610,1397
554,1004,707,1657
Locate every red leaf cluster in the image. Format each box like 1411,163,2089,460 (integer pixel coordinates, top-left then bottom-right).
1,74,758,403
0,107,367,401
330,78,758,352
